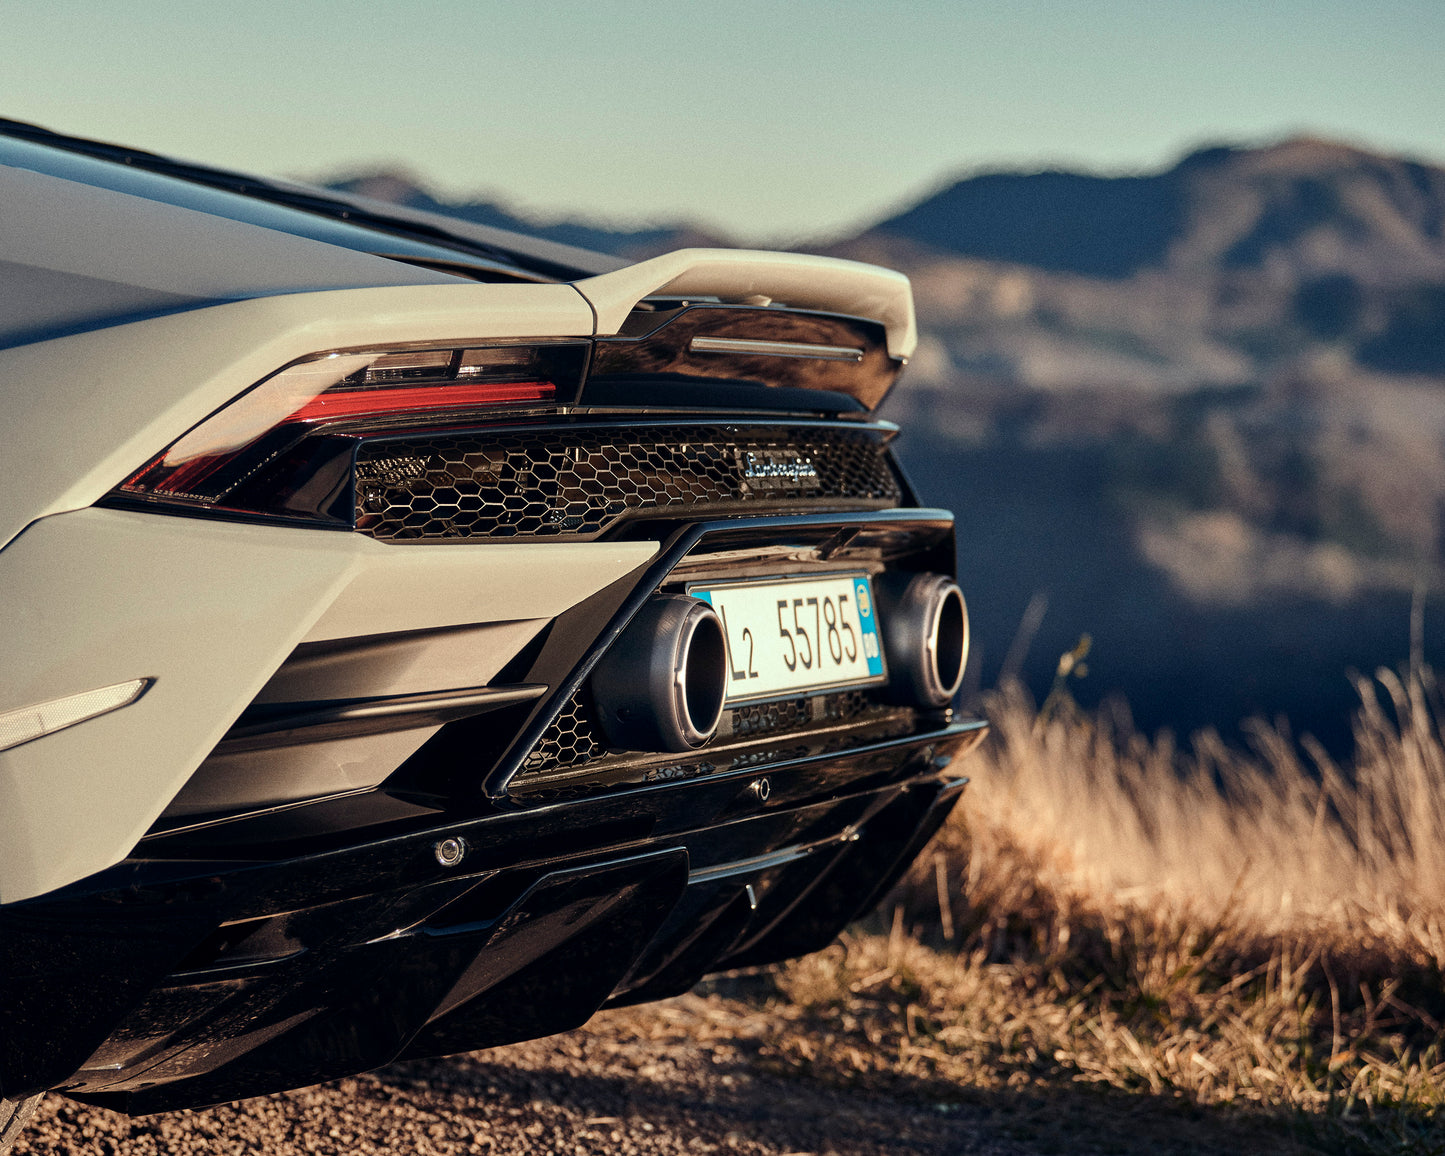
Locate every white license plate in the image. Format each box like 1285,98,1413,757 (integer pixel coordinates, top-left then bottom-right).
690,573,887,705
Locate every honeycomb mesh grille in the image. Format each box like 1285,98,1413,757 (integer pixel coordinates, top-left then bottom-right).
518,686,893,781
520,691,605,773
729,697,810,737
354,425,899,542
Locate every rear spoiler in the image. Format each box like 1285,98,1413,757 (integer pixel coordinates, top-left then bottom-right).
574,248,917,362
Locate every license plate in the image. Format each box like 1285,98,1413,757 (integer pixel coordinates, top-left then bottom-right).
690,573,887,705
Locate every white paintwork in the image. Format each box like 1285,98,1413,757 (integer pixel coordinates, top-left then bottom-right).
574,248,918,361
0,282,596,551
0,164,461,312
302,542,632,640
254,619,550,703
0,678,150,753
0,507,655,903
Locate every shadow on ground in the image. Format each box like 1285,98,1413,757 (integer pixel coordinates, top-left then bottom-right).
17,993,1427,1155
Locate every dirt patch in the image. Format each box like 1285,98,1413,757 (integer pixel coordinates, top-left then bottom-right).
13,995,1004,1156
12,986,1348,1155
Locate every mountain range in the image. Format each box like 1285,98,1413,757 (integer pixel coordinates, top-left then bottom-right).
324,140,1445,748
845,137,1445,389
874,139,1445,282
330,138,1445,384
322,170,727,261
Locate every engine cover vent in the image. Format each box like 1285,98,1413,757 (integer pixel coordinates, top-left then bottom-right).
354,424,900,542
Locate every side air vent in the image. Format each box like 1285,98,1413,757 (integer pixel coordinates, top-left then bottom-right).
355,424,901,542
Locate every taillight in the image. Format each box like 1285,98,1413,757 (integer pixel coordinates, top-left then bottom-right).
110,342,586,525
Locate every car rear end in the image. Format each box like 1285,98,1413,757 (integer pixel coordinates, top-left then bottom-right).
0,134,983,1116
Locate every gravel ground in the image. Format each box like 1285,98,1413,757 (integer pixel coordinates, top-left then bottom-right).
10,991,1320,1156
11,995,1005,1156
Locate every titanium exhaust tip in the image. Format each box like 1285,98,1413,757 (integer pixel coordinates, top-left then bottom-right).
590,595,728,752
876,572,969,708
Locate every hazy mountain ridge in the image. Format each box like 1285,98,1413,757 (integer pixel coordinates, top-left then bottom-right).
326,141,1445,744
872,139,1445,281
842,139,1445,745
327,142,1445,386
838,138,1445,392
845,138,1445,573
320,170,722,258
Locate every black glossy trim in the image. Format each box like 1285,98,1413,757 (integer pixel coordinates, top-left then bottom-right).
579,374,866,414
220,684,548,752
589,304,901,413
356,416,902,544
0,724,980,1109
104,414,900,539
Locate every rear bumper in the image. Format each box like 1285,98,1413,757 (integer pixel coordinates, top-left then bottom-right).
0,720,982,1112
0,506,657,903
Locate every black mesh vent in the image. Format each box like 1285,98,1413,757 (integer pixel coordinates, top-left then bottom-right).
520,691,605,773
821,688,878,721
354,425,899,542
517,686,893,783
729,697,810,737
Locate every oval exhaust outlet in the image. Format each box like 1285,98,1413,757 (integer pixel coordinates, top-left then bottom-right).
876,572,969,708
591,595,728,752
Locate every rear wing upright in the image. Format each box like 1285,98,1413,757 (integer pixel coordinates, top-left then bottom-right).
574,248,917,362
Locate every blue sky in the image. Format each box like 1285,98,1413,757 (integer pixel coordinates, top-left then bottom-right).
5,0,1442,241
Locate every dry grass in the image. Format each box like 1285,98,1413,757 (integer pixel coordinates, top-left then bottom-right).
738,669,1445,1153
961,669,1445,962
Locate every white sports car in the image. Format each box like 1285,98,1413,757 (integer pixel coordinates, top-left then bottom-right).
0,119,983,1146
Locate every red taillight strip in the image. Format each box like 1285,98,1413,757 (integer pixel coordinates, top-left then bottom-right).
291,380,554,422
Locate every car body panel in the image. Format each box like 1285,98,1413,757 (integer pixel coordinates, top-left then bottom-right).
0,507,656,902
0,744,981,1106
0,162,467,350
